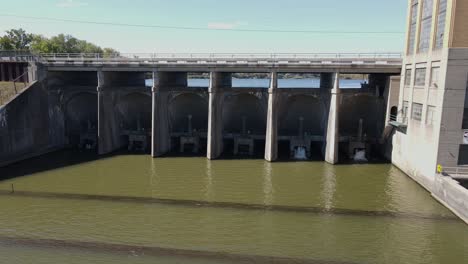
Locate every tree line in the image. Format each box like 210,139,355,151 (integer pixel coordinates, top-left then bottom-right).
0,28,119,55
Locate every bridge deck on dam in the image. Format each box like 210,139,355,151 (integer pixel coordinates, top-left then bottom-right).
13,53,403,73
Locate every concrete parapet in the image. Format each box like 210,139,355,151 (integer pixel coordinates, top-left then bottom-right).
433,175,468,224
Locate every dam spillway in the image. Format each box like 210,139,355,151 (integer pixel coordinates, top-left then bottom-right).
0,53,402,165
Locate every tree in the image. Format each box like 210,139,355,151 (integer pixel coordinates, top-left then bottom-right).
1,28,119,55
0,28,33,50
103,48,120,58
30,35,53,53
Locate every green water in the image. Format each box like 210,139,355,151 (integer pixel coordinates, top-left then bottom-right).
0,151,467,264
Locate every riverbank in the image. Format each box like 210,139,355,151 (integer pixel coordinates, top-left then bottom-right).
0,82,27,106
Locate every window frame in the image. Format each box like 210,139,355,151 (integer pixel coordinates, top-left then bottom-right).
430,67,440,88
418,0,434,53
412,103,423,121
426,105,436,125
414,68,427,87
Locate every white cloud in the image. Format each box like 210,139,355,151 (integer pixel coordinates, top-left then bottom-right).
57,0,88,8
207,21,248,30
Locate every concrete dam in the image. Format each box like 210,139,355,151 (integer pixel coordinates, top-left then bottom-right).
0,53,402,165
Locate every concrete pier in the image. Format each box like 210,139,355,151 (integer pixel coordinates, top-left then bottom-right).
151,71,171,157
0,64,5,81
7,64,13,81
265,71,279,162
325,72,340,164
207,72,232,159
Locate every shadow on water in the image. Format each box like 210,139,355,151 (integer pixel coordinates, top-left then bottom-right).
0,149,101,181
0,148,149,181
0,145,391,181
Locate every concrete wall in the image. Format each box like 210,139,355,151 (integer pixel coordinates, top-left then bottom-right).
433,175,468,223
437,49,468,167
451,0,468,48
222,92,268,135
339,94,385,138
169,93,208,133
278,95,324,136
0,80,59,166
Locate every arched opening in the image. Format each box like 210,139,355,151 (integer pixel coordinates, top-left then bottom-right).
339,94,386,161
169,93,208,154
116,93,152,152
278,95,325,160
222,93,267,157
64,93,97,150
390,106,398,121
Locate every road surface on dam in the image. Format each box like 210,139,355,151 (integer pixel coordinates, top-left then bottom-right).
0,151,467,264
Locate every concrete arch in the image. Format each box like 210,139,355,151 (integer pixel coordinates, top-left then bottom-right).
63,91,97,108
279,95,324,136
64,92,98,144
115,92,152,131
223,93,267,135
339,94,384,138
169,92,208,133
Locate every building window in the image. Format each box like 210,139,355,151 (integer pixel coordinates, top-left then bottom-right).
414,68,427,87
412,103,423,121
434,0,447,49
462,89,468,129
419,0,434,53
458,145,468,165
430,67,440,88
402,101,410,122
426,105,436,125
405,69,412,86
408,0,419,55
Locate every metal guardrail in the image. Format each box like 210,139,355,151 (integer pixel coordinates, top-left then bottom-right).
0,52,403,64
37,52,403,63
440,167,468,179
389,114,408,124
12,71,29,93
0,71,30,107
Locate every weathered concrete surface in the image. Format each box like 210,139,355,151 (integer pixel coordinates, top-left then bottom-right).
207,73,227,159
433,175,468,224
98,72,124,154
0,81,55,166
151,72,171,157
98,71,152,155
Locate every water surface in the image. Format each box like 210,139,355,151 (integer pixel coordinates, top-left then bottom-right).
0,152,466,263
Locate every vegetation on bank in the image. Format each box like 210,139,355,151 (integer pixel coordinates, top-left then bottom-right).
0,82,27,106
0,28,119,55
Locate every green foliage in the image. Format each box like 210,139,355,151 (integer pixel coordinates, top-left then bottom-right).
1,28,118,55
103,48,120,58
0,28,34,50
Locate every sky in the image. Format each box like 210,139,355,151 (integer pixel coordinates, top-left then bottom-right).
0,0,409,53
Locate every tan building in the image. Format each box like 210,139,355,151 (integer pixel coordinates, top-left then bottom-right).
391,0,468,223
